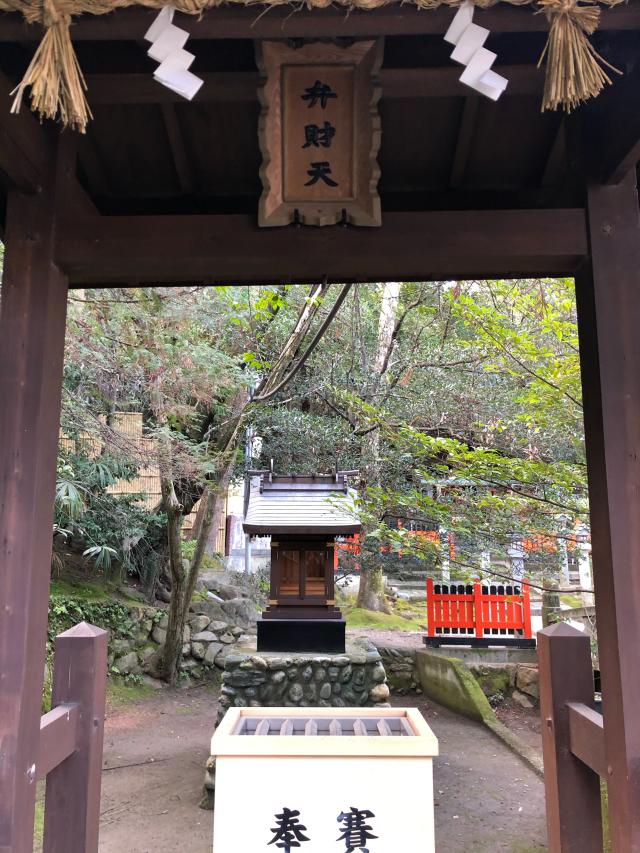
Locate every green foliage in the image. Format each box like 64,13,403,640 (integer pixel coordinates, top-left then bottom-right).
48,594,137,643
44,588,141,710
82,544,118,572
54,450,166,582
58,279,587,607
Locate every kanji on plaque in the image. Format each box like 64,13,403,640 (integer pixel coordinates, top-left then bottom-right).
268,807,310,852
283,65,352,202
337,807,378,853
257,41,382,227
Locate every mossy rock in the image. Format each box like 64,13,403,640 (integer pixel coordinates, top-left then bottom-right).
469,664,512,698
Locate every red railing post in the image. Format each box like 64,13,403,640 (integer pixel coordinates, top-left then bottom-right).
43,622,108,853
426,578,435,638
473,581,484,639
522,581,533,639
538,622,603,852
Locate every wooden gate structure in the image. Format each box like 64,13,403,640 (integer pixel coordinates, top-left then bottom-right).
0,1,638,850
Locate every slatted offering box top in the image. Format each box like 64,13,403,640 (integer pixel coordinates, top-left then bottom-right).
211,706,438,852
425,578,535,648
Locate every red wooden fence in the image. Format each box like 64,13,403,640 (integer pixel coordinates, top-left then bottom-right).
425,578,534,647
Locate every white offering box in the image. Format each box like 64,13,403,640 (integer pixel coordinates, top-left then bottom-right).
211,706,438,853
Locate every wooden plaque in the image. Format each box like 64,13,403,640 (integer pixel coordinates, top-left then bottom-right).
257,40,383,228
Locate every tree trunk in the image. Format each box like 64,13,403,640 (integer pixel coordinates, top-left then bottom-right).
542,573,561,628
357,281,401,612
153,427,188,684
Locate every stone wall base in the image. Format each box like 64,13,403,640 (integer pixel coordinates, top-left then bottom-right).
217,637,389,723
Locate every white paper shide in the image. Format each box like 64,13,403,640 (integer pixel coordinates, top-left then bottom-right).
144,6,203,100
444,0,509,101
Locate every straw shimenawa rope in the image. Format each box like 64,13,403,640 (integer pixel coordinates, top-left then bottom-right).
0,0,625,131
537,0,623,111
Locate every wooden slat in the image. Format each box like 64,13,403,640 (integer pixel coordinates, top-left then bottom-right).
353,719,367,736
304,719,318,737
254,719,270,736
376,719,392,737
55,208,588,285
279,719,293,736
38,704,79,780
567,703,607,779
329,719,342,737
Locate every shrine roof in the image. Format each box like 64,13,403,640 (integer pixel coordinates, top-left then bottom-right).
243,474,361,535
0,0,637,268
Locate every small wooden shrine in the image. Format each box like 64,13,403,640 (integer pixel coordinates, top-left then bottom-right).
243,472,360,653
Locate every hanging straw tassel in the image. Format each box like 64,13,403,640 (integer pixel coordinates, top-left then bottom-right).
10,1,92,132
537,0,622,112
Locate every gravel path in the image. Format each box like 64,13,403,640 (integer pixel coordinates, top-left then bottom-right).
346,627,425,648
97,685,546,852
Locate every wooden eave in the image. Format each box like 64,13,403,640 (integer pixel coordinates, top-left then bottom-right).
0,2,636,281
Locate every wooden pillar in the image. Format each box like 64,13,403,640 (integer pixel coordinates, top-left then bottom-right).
575,170,640,851
43,623,108,853
0,146,69,851
538,623,603,851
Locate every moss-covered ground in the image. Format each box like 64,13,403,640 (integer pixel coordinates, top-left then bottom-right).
339,590,426,631
107,679,157,707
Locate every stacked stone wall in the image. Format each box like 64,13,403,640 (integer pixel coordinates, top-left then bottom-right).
217,639,390,723
107,605,255,683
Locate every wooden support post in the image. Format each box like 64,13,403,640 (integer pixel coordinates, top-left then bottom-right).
522,583,532,639
426,578,435,638
43,623,108,853
0,146,69,851
575,170,640,851
538,623,603,852
473,582,484,639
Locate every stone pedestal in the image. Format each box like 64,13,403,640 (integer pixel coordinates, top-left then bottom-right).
217,637,389,724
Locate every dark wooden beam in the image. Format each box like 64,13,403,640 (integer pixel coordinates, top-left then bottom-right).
161,103,194,194
78,134,111,198
540,118,566,188
583,42,640,183
55,208,587,284
0,69,47,192
0,3,637,42
449,95,479,188
0,152,69,850
82,65,544,104
576,171,640,850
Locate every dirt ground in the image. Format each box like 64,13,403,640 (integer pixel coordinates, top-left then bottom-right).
346,627,424,648
98,684,547,852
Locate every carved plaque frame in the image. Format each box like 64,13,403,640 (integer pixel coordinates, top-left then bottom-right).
256,39,383,228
